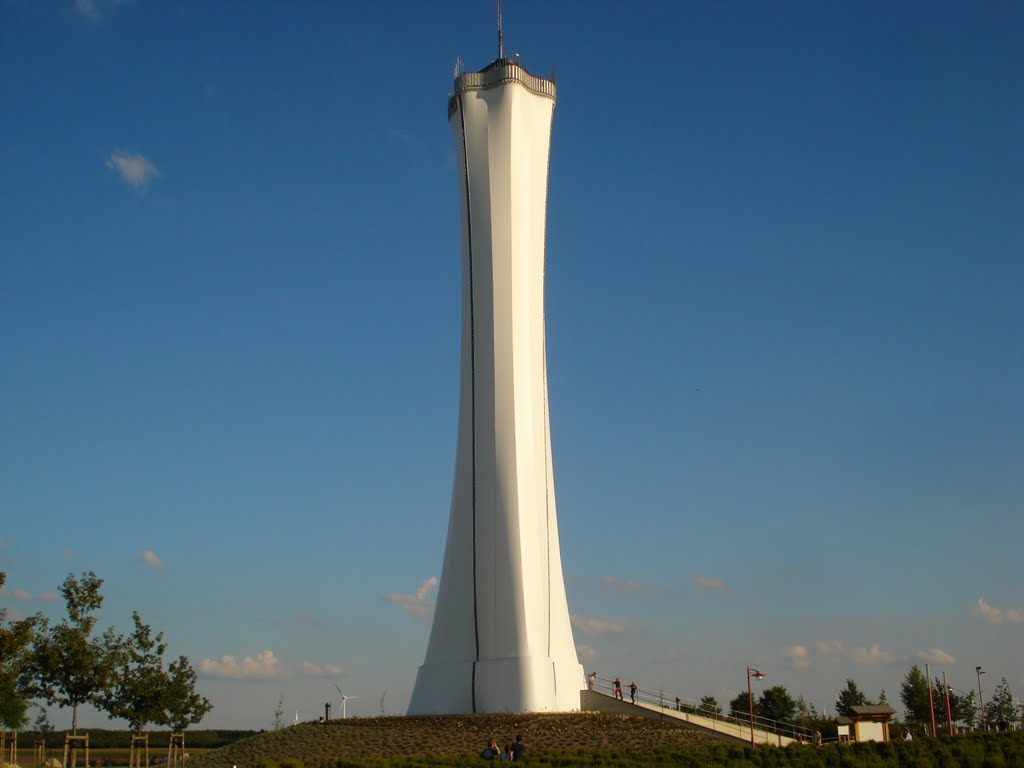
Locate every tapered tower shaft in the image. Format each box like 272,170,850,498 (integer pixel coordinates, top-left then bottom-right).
408,58,583,714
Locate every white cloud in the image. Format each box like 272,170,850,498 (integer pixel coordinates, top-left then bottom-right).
301,661,345,678
598,575,664,593
570,613,632,638
816,640,845,656
691,576,724,590
106,151,159,188
783,644,811,669
140,550,162,568
918,648,956,665
974,596,1024,625
2,588,57,602
575,644,598,664
383,577,438,619
200,650,282,679
851,643,895,665
75,0,101,21
76,0,132,23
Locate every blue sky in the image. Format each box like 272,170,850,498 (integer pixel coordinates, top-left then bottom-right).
1,0,1021,729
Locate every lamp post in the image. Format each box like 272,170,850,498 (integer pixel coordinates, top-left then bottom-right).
976,666,986,730
747,667,765,748
943,673,953,736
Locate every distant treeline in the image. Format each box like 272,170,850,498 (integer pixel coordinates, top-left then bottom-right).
22,730,259,750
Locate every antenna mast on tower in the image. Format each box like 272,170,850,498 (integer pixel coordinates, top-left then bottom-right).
497,0,503,59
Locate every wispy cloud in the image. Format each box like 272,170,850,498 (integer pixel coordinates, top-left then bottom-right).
783,644,811,669
918,648,956,665
200,650,282,679
974,596,1024,625
597,575,666,594
691,576,724,590
75,0,101,22
0,588,57,602
816,640,844,656
576,644,598,664
570,613,633,638
295,611,320,626
301,661,345,678
851,643,896,665
107,151,160,188
383,577,438,619
139,550,162,568
76,0,132,23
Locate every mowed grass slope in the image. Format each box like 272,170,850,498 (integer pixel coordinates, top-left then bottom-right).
187,713,724,766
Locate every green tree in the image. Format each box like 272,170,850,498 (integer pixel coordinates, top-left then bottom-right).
104,611,169,733
835,678,868,717
163,656,212,732
794,695,819,726
32,571,121,732
900,665,931,727
728,691,757,719
758,685,797,723
699,695,722,715
985,677,1016,729
958,689,979,729
33,705,54,737
272,694,285,730
0,572,44,729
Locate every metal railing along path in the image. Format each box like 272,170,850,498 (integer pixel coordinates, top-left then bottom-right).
586,674,817,747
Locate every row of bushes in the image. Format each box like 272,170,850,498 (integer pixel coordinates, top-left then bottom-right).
235,731,1024,768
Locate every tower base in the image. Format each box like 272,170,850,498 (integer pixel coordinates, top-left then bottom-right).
407,656,585,714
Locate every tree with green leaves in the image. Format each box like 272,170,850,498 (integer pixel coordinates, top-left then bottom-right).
794,695,819,725
758,684,797,723
0,571,44,729
985,677,1017,730
272,694,285,730
163,656,212,732
835,678,869,717
699,695,722,715
103,611,170,733
728,691,756,719
899,665,931,728
32,571,121,732
928,679,974,733
958,688,979,729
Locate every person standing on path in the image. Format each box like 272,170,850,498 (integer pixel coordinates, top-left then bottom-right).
613,677,623,700
630,681,638,704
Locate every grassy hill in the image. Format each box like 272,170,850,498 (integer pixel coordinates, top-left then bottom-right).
187,712,723,766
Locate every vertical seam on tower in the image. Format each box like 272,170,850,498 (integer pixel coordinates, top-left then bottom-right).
543,341,552,661
459,96,480,715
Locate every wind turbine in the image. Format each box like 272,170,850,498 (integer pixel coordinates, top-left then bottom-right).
334,684,357,719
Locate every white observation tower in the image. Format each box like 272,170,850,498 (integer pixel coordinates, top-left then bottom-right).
407,44,584,714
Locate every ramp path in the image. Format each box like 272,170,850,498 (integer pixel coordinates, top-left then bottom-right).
582,676,816,747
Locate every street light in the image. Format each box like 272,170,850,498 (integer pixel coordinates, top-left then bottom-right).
976,666,986,730
942,672,953,736
747,667,765,748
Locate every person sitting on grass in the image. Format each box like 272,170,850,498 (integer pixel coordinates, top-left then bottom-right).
481,739,500,760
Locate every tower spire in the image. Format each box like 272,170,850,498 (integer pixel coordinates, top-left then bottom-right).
497,0,503,59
